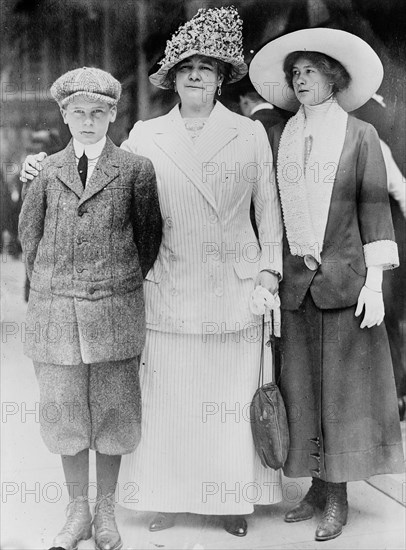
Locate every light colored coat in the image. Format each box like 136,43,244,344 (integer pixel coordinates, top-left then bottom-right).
121,102,283,334
19,138,162,365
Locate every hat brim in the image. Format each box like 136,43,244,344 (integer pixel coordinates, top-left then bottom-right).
249,28,383,112
58,91,119,107
149,49,248,89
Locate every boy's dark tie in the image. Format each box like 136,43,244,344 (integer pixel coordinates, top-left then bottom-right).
78,153,88,186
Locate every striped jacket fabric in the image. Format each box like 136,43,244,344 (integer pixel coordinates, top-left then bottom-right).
121,101,283,334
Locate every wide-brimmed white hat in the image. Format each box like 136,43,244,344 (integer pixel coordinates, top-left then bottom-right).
249,28,383,112
149,6,248,89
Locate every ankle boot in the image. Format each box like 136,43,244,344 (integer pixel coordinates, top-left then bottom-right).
94,493,123,550
285,477,327,523
315,482,348,541
50,496,92,550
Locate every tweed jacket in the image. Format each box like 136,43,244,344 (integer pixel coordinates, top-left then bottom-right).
19,137,162,364
121,101,283,334
269,116,397,311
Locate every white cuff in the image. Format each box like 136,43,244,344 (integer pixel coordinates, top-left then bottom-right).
363,240,399,270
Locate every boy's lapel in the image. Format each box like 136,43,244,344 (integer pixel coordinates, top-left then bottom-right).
56,141,84,198
78,137,120,206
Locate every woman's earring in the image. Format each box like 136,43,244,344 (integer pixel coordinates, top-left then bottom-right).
217,82,222,96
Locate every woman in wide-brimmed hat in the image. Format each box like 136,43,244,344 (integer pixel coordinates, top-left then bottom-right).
250,28,404,541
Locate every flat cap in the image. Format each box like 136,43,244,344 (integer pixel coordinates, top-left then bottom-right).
50,67,122,106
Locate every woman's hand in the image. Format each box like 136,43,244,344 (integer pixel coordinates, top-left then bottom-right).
255,270,279,295
355,286,385,328
20,152,47,183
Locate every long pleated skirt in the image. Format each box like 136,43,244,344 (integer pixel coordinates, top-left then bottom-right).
117,326,282,515
280,293,404,483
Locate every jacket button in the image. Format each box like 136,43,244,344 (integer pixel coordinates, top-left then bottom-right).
76,236,82,245
214,287,223,297
76,266,84,273
209,214,218,224
88,285,101,295
166,217,173,227
304,254,319,271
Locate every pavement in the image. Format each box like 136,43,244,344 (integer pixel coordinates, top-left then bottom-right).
1,254,405,550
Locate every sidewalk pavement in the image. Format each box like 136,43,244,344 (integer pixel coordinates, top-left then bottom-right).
1,255,405,550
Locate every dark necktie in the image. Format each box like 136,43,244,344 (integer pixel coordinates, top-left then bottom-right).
78,152,88,186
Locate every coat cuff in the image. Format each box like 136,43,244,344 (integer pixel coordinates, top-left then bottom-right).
363,240,399,270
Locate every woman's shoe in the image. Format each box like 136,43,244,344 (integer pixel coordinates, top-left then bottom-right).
285,477,327,523
50,496,92,550
223,515,248,537
315,482,348,541
149,512,176,532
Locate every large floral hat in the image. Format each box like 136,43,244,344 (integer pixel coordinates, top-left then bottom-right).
149,6,248,89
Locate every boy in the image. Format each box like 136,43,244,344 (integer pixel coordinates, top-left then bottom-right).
19,67,162,550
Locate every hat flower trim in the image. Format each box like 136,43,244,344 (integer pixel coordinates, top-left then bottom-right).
160,6,244,67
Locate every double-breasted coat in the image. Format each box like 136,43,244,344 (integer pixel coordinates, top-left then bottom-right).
269,117,404,482
121,101,283,334
117,101,284,515
19,137,162,365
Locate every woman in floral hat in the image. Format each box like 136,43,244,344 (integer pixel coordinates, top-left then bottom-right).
20,6,284,537
250,28,404,542
116,6,284,536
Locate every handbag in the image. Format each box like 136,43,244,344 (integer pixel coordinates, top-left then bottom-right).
250,313,289,470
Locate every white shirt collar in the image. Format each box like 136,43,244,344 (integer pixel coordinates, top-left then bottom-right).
73,136,106,159
250,103,275,115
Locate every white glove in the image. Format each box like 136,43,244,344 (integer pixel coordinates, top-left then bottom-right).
250,285,281,336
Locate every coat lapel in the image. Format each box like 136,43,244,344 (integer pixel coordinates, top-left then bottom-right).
56,141,84,198
78,137,120,206
152,103,238,212
195,101,238,164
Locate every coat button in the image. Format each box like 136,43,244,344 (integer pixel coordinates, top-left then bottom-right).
76,236,82,245
169,253,177,262
304,254,319,271
76,266,84,273
214,287,223,297
88,284,101,295
209,214,218,224
170,287,177,296
166,217,174,227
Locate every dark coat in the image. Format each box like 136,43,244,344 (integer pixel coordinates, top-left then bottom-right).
270,116,404,482
19,137,162,365
251,106,291,135
270,117,396,310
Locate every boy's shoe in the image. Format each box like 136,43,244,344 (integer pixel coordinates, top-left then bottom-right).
94,493,123,550
50,496,92,550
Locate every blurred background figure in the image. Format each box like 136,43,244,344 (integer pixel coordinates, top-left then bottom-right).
353,95,406,419
238,78,291,132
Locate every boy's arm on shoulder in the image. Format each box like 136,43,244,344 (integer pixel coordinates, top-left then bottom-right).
18,169,48,279
131,156,162,277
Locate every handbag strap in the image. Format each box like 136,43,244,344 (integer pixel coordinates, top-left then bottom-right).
258,312,276,388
